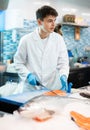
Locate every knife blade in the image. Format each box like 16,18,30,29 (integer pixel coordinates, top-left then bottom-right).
36,81,58,95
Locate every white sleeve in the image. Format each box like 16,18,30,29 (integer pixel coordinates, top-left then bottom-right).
57,36,70,78
14,37,30,81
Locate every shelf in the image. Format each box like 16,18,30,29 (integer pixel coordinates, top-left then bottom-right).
62,22,89,28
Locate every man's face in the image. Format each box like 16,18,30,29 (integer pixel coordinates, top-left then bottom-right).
38,15,56,33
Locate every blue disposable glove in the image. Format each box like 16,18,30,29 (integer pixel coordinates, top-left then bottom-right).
60,75,68,92
27,73,39,86
67,82,73,93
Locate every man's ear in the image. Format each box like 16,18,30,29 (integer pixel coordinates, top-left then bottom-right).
37,19,42,26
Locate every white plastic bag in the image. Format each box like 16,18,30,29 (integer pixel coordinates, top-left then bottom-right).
0,81,24,96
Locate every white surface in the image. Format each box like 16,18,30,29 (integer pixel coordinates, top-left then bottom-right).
0,82,23,97
0,96,90,130
5,9,23,30
0,114,79,130
1,90,47,103
69,92,87,99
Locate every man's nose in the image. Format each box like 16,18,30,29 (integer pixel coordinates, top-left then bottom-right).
52,21,55,26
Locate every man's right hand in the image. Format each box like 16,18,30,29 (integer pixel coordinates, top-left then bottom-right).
27,73,39,86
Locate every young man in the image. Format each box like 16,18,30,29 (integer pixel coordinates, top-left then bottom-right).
14,5,69,91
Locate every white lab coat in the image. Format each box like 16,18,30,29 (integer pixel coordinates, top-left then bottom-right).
14,28,69,91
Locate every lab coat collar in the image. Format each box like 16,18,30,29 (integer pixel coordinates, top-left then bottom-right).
33,28,54,41
32,27,41,41
32,28,54,55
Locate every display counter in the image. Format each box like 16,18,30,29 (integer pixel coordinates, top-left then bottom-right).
0,91,90,130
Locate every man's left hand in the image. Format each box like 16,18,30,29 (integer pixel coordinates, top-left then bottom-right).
60,75,68,92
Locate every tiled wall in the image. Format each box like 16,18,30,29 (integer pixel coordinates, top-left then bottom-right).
62,25,90,57
2,20,90,63
3,30,16,61
2,20,37,63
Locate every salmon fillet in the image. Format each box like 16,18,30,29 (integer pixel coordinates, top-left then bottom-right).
70,111,90,130
44,90,66,96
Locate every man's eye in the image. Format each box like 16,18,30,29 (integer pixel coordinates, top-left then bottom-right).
48,20,52,22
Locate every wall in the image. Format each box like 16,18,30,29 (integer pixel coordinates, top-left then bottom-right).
62,25,90,57
7,0,51,19
7,0,90,21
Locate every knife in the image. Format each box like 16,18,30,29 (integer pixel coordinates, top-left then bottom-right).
36,81,59,95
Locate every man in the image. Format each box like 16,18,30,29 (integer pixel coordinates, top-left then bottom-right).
14,5,69,91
